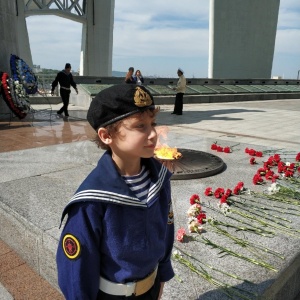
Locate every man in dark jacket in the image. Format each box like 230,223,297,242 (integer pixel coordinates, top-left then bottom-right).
51,63,78,117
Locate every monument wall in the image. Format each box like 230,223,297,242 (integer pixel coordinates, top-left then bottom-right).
208,0,280,79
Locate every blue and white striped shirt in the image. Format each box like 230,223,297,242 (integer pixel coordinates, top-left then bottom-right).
122,165,151,202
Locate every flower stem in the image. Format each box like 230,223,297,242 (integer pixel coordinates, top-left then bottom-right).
207,220,285,260
174,245,256,284
231,195,300,216
229,199,292,223
203,203,274,236
199,237,278,272
173,250,257,300
231,208,300,237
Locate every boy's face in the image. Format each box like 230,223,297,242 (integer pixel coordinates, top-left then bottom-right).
110,111,157,160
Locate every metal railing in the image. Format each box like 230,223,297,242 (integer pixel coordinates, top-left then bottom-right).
36,74,59,96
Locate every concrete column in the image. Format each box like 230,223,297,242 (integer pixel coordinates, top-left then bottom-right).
16,0,33,68
208,0,280,79
0,1,19,114
80,0,115,76
0,1,18,73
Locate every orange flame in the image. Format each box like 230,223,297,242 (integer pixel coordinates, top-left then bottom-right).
154,126,182,160
154,146,182,160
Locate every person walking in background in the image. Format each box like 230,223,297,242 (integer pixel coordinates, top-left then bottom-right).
51,63,78,117
56,84,175,300
133,69,144,85
171,68,186,115
125,67,136,84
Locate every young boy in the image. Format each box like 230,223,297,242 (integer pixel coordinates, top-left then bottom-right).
56,84,175,299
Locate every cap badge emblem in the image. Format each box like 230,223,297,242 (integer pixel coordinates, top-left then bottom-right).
134,87,152,107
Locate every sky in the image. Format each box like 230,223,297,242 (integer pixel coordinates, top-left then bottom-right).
26,0,300,79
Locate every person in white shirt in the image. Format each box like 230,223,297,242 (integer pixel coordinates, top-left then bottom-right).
171,68,186,115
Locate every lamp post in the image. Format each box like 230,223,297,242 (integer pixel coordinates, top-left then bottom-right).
298,70,300,80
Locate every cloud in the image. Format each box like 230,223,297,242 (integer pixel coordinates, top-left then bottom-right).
114,27,208,58
25,0,299,78
26,15,82,70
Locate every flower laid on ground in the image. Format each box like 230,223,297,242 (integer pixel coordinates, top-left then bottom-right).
251,152,300,185
176,194,207,240
172,247,259,299
217,202,231,215
187,196,207,232
188,217,203,233
189,194,200,204
250,157,257,165
187,203,202,217
204,187,213,196
197,212,207,224
214,187,225,198
176,228,187,243
204,182,248,212
200,237,278,272
245,147,263,157
233,182,247,195
253,173,265,185
211,142,240,153
174,148,300,297
267,182,281,195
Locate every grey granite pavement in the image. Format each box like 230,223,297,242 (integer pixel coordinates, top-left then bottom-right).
0,283,13,300
1,99,300,299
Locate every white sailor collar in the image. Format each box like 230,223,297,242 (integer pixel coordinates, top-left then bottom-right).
60,151,172,222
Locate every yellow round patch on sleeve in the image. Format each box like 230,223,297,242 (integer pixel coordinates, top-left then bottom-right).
62,234,81,260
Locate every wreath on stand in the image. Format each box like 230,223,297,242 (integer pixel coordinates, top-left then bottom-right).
10,54,38,94
0,72,30,119
0,54,39,119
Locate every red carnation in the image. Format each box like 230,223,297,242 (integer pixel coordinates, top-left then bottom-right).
220,195,228,204
214,187,225,198
236,182,244,189
223,147,231,153
274,154,281,163
248,149,256,156
272,174,279,182
190,194,200,205
204,187,213,196
257,167,267,176
197,213,207,224
253,174,264,185
278,165,286,173
256,151,263,157
233,186,241,195
225,189,232,197
265,170,274,180
285,170,294,177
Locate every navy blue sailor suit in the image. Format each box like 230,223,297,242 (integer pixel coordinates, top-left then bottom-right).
56,151,175,299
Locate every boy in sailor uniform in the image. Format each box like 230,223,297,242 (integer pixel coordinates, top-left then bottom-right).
56,84,175,299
